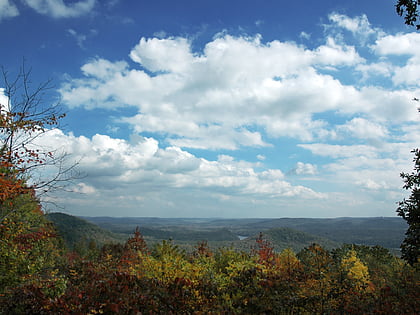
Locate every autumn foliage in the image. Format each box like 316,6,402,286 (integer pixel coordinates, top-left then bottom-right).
1,223,419,314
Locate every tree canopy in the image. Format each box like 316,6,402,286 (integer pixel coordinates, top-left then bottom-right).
396,0,420,29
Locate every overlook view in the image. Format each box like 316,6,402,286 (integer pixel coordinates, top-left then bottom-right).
0,0,419,313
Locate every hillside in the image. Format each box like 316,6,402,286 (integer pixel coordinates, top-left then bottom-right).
262,227,339,251
138,226,238,242
47,212,126,249
234,227,339,253
50,214,406,253
236,217,407,249
84,216,406,252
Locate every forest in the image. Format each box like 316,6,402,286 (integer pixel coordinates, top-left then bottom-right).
1,208,419,314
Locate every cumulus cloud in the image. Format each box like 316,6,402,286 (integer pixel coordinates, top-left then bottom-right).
0,0,19,21
60,32,371,149
130,37,194,73
53,13,419,216
355,61,393,82
356,178,388,190
373,32,420,86
23,0,95,18
374,32,420,56
60,16,420,152
328,13,379,40
36,130,321,202
298,143,378,159
298,140,416,197
314,37,364,66
289,162,318,175
336,117,388,141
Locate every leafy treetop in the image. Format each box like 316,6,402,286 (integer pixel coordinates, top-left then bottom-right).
396,0,420,29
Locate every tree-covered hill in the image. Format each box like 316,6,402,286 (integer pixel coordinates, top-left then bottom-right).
254,227,339,252
138,226,239,242
46,212,126,249
84,216,406,251
238,217,407,249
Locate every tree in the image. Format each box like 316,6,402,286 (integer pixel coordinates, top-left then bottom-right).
0,63,78,220
397,148,420,266
396,0,420,29
0,64,75,310
0,193,65,297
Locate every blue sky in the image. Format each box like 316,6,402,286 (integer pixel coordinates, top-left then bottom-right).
1,0,419,218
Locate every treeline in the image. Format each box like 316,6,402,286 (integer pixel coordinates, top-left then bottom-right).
1,208,419,314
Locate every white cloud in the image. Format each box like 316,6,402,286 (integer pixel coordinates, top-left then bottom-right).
290,162,318,175
356,178,388,190
53,13,419,217
0,88,10,110
298,143,378,159
60,32,374,148
73,183,96,194
257,154,266,161
130,37,194,73
81,58,128,79
373,32,420,86
0,0,19,21
337,117,388,140
336,86,420,122
23,0,95,18
329,13,377,37
298,140,416,198
374,32,420,56
36,130,321,201
393,57,420,86
314,37,364,66
355,61,393,81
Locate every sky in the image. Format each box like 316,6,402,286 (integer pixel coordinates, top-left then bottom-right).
0,0,419,218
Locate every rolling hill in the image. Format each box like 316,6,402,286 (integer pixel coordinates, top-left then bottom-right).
48,214,406,254
46,212,126,249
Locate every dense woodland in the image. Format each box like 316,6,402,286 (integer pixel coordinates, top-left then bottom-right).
1,207,419,314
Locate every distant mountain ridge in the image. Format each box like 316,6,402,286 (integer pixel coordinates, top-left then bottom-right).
237,217,406,249
80,216,406,252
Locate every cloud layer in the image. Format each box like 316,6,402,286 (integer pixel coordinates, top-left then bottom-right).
0,0,95,21
52,13,420,217
60,18,419,153
0,0,19,21
2,12,417,217
36,129,326,217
